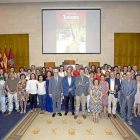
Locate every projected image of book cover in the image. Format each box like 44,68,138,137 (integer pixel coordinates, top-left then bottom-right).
56,10,86,53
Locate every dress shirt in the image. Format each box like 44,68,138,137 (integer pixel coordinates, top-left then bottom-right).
68,76,71,86
54,76,58,81
110,78,115,92
81,75,84,81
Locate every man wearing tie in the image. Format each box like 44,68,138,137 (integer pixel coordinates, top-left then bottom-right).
63,69,75,116
49,69,63,117
74,68,90,119
121,72,137,125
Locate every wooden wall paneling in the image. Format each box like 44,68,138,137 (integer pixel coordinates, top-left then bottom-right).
114,33,140,70
0,34,29,73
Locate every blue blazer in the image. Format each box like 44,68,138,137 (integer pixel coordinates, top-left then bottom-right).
105,78,121,98
62,76,75,96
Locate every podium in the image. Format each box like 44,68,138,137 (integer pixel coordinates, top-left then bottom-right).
89,62,100,67
64,60,75,65
44,62,55,68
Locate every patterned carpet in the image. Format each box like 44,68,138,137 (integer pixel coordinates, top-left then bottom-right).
2,109,140,140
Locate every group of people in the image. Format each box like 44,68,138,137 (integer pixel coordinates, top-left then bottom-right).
0,64,139,126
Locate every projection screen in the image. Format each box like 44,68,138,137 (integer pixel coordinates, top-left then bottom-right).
42,8,101,54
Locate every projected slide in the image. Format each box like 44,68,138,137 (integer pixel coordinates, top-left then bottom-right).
42,9,100,54
56,10,86,53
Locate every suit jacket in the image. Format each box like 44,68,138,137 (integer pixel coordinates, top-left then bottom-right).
105,78,121,98
121,79,137,100
62,76,75,96
75,75,90,96
49,76,63,97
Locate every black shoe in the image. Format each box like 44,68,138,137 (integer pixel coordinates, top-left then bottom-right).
72,112,75,116
64,112,68,116
58,113,62,116
3,112,7,116
52,113,56,117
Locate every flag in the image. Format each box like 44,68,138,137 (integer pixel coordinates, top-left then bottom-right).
3,46,8,72
7,46,15,68
0,48,3,68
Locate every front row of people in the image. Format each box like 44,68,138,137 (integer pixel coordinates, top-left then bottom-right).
0,68,137,126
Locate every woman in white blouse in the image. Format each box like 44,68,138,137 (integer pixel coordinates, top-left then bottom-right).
59,65,66,78
26,73,38,113
101,64,110,74
37,75,46,114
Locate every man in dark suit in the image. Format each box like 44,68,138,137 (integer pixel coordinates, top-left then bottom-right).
49,69,63,117
106,72,121,118
63,69,75,116
74,68,90,119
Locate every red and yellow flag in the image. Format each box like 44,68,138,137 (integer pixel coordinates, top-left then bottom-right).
3,46,7,72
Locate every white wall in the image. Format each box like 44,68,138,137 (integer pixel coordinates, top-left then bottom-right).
0,1,140,67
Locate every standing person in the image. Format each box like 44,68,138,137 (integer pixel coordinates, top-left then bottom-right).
37,75,46,114
87,71,95,116
128,65,132,72
122,65,128,75
118,65,122,73
66,66,74,76
114,66,118,76
0,75,7,116
41,67,46,76
106,72,121,118
26,69,32,81
89,78,103,123
49,69,63,117
105,71,110,79
108,65,112,72
6,72,19,115
84,67,90,78
17,67,27,79
26,73,38,113
36,69,41,80
121,72,137,125
122,73,127,80
17,74,29,114
91,65,96,73
131,70,135,80
73,64,80,77
4,72,9,112
74,68,90,119
59,65,66,78
102,64,109,74
31,65,36,74
63,69,75,116
96,66,101,81
4,72,8,81
10,67,17,78
134,74,140,117
99,74,109,119
48,66,54,75
133,65,138,75
45,71,53,112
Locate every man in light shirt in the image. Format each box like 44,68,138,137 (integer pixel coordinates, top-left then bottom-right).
49,69,63,117
106,72,121,118
62,69,75,116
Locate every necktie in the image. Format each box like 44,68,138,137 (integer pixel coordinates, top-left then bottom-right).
55,77,57,86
